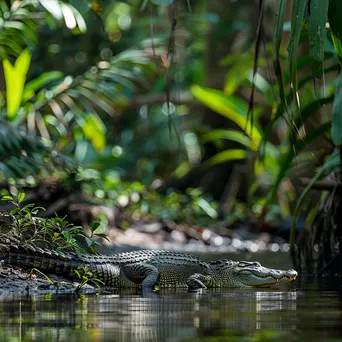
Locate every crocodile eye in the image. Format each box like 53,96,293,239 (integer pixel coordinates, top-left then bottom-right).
253,262,261,267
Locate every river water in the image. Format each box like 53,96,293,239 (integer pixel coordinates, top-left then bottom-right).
0,253,341,342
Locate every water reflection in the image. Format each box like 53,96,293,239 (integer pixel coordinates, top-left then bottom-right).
0,285,341,341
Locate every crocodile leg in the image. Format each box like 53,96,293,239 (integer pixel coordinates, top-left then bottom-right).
122,263,160,288
186,273,212,289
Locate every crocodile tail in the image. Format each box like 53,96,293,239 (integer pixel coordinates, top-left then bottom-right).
0,243,86,277
0,243,121,286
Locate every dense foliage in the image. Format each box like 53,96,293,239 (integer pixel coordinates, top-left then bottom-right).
0,0,342,272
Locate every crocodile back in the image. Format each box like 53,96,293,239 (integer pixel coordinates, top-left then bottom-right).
110,249,204,265
111,250,212,287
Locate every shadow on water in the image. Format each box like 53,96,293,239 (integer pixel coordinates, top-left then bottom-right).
0,252,342,342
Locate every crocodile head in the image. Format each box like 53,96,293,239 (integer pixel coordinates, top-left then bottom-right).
232,260,298,287
210,260,298,287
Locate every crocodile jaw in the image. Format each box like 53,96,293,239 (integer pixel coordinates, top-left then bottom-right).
235,267,298,287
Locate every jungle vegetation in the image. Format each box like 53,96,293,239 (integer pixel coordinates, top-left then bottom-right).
0,0,341,276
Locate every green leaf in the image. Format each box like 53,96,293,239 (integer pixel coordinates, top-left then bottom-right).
1,195,13,201
151,0,174,5
61,3,77,30
82,113,106,152
201,129,257,151
191,85,262,146
222,53,253,95
266,122,331,206
85,236,95,247
70,6,87,33
40,0,63,20
260,92,335,160
3,21,24,30
328,0,342,65
23,71,63,102
308,0,329,78
196,198,218,219
74,269,81,278
332,72,342,146
287,0,307,105
290,96,334,143
140,0,149,10
3,50,31,119
0,2,9,12
291,150,341,244
272,0,288,109
90,221,101,232
17,192,25,203
94,233,106,238
73,86,115,115
273,0,287,61
202,149,247,168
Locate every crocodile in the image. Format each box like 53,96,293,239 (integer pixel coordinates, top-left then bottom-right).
0,244,298,289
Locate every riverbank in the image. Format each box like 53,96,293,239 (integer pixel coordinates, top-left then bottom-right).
0,265,99,297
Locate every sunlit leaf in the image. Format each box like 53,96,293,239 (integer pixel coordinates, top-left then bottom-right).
23,71,63,102
196,198,218,219
18,192,25,203
191,85,262,146
3,21,24,30
40,0,63,20
14,48,31,73
3,49,31,118
202,129,257,151
70,5,87,33
82,113,106,152
61,3,77,29
1,196,13,201
172,161,191,178
202,149,247,167
223,54,253,95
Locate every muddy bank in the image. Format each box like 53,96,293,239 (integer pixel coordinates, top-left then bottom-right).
0,265,99,297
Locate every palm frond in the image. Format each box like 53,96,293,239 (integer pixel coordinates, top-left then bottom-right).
0,0,86,59
22,46,160,150
0,120,76,181
0,1,164,154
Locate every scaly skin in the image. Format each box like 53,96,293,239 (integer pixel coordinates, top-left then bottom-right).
0,244,298,289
